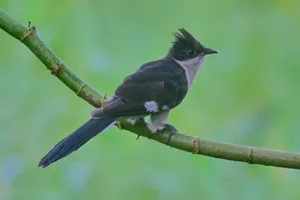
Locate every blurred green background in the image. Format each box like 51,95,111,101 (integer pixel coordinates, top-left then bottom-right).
1,0,300,199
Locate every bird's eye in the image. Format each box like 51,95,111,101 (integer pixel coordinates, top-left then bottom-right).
187,50,194,55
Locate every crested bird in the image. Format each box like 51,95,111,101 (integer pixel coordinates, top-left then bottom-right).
39,28,218,167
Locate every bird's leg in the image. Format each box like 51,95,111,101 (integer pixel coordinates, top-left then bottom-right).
163,123,178,144
147,110,177,143
147,111,169,133
146,121,178,143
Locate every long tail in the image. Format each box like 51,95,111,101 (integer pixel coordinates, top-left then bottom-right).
38,117,117,168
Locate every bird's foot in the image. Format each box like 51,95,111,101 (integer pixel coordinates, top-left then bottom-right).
146,123,159,139
163,123,178,144
146,123,178,144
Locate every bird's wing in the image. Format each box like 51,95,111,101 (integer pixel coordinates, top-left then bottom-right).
99,59,188,117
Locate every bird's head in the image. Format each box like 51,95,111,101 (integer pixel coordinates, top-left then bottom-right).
167,28,218,61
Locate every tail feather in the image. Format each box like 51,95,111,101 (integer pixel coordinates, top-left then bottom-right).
38,117,117,168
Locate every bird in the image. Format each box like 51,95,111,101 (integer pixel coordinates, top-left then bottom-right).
38,28,218,168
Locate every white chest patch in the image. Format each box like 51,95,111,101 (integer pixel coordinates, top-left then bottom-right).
174,56,205,88
144,101,159,112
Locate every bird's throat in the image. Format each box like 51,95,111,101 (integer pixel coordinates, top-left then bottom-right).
174,56,205,88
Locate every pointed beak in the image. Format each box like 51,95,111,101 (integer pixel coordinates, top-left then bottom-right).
203,47,218,55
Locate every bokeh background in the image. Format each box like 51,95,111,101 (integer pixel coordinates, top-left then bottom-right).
1,0,300,199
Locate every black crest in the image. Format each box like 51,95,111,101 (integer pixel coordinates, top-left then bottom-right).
167,28,203,61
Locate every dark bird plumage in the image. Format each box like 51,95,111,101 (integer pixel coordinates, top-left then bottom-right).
39,28,217,167
38,117,117,167
167,28,203,61
96,59,188,117
167,28,217,60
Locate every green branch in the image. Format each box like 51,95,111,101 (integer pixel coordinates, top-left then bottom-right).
1,9,300,169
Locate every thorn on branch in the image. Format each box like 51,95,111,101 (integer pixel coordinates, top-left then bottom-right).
51,63,61,76
99,93,110,107
21,21,36,42
102,93,108,104
103,93,107,101
192,137,200,154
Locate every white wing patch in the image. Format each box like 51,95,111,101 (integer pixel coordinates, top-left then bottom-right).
144,101,159,113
